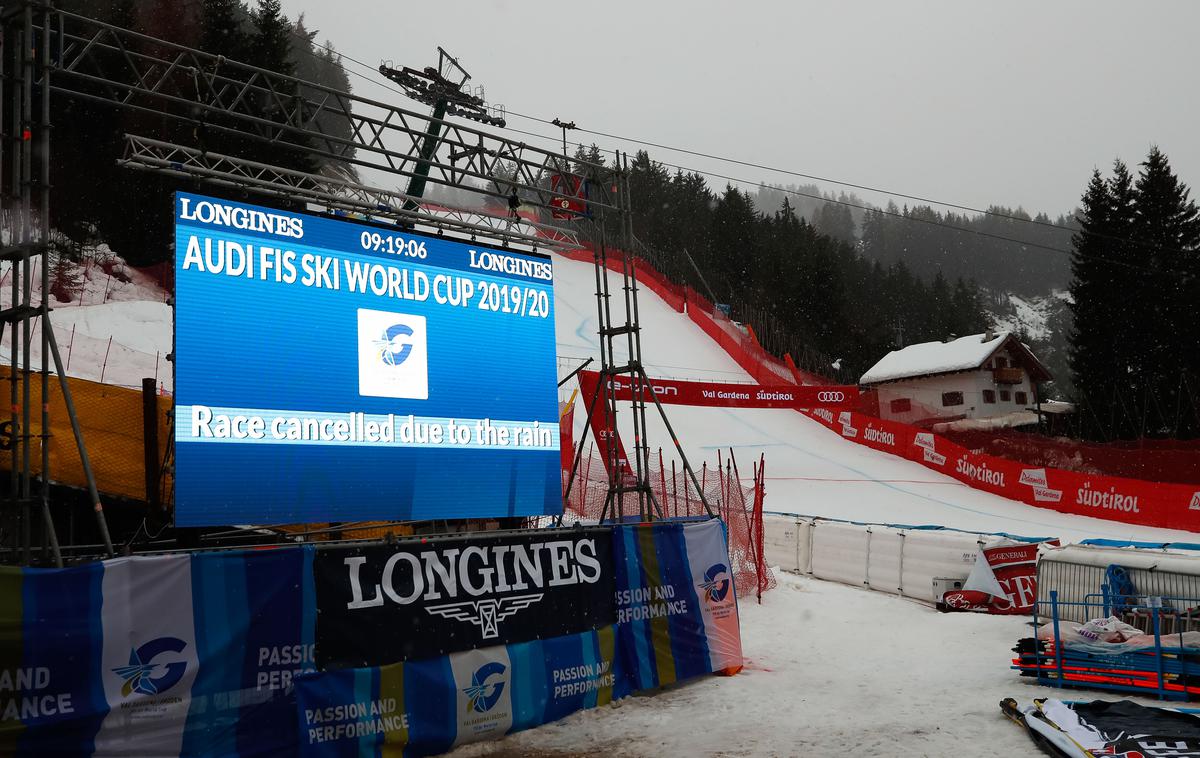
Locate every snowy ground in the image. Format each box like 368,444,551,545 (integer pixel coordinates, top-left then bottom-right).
507,252,1195,755
452,571,1165,757
0,252,172,390
988,290,1070,343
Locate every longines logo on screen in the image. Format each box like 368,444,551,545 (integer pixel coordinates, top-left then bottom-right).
178,196,304,239
357,308,428,399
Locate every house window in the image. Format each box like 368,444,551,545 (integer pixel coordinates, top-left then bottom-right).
995,357,1008,368
942,391,964,407
889,398,912,414
982,389,996,404
999,390,1011,402
1015,391,1028,405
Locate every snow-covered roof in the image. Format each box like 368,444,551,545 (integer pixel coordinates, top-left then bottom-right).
860,331,1050,385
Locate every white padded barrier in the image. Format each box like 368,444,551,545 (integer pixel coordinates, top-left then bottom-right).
810,521,872,586
763,514,1003,605
763,514,806,573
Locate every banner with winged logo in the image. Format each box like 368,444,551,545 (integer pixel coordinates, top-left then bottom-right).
313,527,617,668
297,518,743,756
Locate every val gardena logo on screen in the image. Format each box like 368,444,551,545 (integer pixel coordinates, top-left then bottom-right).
357,308,428,399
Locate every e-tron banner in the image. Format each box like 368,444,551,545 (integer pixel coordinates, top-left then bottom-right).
577,370,858,409
173,192,560,526
313,528,616,668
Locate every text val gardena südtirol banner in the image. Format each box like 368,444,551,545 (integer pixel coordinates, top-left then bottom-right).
173,193,560,525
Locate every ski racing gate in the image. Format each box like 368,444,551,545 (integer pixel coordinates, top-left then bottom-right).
0,3,856,754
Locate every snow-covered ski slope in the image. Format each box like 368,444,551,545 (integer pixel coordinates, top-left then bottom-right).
553,253,1196,544
0,255,172,390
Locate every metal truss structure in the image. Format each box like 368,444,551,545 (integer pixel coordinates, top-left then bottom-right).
561,153,713,524
1,1,113,566
119,134,585,250
1,1,709,563
47,8,617,225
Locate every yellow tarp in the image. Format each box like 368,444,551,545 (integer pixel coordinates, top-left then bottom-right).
0,367,170,501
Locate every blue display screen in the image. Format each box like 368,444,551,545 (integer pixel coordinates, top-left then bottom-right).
173,192,560,526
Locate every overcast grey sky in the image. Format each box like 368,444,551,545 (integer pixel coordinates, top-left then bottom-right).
282,0,1199,217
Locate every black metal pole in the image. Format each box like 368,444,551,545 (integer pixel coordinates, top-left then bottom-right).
638,365,714,517
402,98,448,213
557,357,593,388
37,2,60,567
142,378,160,513
46,325,113,557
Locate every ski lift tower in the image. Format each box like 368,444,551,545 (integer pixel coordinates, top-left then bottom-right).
379,48,506,213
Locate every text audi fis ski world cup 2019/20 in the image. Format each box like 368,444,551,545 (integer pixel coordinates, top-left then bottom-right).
172,192,559,526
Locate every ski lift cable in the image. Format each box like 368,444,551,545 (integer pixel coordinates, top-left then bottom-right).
497,122,1197,280
295,34,1195,277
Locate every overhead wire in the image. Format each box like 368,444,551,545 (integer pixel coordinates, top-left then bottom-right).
292,33,1195,278
499,123,1196,279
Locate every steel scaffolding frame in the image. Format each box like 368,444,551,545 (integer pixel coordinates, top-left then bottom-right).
1,1,710,564
1,2,113,566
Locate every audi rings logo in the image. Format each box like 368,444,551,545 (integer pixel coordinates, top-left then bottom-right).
816,391,846,403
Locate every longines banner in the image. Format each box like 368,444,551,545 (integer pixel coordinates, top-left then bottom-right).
1,520,743,756
297,518,744,757
313,528,617,668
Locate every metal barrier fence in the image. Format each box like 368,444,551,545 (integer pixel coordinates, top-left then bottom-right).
1021,592,1200,701
1038,558,1200,625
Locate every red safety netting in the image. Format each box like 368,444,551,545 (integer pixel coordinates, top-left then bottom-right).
561,446,776,603
938,428,1200,485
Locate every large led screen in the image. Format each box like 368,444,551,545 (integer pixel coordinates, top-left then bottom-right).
173,192,560,526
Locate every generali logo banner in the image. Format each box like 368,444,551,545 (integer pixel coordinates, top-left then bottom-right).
941,541,1053,615
577,370,858,410
314,528,616,669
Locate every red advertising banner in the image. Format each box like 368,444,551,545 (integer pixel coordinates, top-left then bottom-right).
941,542,1048,615
576,370,634,478
559,395,576,470
805,407,1200,533
549,174,588,220
578,370,859,409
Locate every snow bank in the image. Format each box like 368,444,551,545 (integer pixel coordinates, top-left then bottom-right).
989,290,1070,342
932,410,1040,432
0,301,172,390
0,245,169,308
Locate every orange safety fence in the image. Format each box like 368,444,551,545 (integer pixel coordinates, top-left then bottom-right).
563,445,776,602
